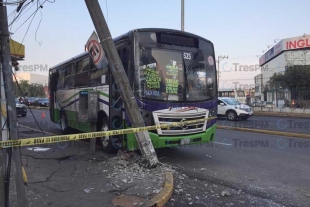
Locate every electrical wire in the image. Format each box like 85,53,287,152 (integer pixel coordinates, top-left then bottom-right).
9,0,37,28
13,73,46,135
34,0,43,45
8,0,32,27
12,0,47,34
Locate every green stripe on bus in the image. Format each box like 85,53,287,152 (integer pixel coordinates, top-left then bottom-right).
57,89,109,104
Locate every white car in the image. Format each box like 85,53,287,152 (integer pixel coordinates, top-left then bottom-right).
217,97,252,121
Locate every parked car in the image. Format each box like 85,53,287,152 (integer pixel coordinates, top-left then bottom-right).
217,97,253,121
15,100,27,117
37,98,49,107
27,97,38,106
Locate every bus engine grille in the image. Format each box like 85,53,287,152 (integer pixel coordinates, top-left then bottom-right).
152,112,208,136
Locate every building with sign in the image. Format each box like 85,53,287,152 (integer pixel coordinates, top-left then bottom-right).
256,34,310,106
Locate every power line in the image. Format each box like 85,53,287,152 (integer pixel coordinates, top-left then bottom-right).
9,0,37,28
11,0,50,34
8,0,32,28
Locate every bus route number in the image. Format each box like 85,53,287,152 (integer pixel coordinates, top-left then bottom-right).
183,52,191,60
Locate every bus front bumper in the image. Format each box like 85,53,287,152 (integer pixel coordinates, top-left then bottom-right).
126,124,217,151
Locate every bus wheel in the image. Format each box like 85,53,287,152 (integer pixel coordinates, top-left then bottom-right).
97,118,116,154
60,113,70,134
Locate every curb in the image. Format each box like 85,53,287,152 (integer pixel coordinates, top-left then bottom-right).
217,125,310,139
150,171,174,207
253,111,310,119
111,171,174,207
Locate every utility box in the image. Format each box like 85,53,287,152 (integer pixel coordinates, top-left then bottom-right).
78,91,99,122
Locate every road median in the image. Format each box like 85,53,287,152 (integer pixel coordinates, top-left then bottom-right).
253,110,310,118
217,125,310,139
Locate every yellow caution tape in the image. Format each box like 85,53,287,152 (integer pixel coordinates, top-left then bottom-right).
0,117,217,148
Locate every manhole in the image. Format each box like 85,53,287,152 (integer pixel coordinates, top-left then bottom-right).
111,195,150,207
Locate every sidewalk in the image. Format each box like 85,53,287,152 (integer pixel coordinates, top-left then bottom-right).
8,127,174,207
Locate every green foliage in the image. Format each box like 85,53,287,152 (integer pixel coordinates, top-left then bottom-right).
268,65,310,101
14,80,45,97
269,65,310,88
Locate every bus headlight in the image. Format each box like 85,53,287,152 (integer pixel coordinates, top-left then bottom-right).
207,109,217,126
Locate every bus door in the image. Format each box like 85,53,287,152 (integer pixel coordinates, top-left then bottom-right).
108,45,130,146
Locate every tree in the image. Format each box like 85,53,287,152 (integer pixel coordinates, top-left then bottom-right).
14,80,46,97
269,65,310,105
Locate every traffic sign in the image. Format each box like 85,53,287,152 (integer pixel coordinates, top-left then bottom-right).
86,31,105,67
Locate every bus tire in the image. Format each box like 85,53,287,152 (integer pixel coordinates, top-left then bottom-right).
226,110,237,121
97,117,116,154
60,112,70,134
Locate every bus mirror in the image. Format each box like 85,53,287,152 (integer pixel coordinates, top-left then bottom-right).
78,91,99,122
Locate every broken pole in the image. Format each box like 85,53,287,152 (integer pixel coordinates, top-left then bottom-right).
84,0,159,167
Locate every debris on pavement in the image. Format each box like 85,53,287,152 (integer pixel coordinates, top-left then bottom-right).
84,188,94,194
221,190,231,197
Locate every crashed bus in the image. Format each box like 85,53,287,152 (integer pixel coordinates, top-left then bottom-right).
48,28,218,153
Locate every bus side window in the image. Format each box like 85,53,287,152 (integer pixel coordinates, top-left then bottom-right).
90,58,108,85
57,67,65,90
76,57,90,87
64,64,75,89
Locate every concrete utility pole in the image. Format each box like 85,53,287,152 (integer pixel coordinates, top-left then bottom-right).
217,56,228,87
181,0,184,31
0,1,28,206
0,61,4,207
84,0,159,167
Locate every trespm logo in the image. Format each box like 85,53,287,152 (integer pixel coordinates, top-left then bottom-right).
16,64,48,72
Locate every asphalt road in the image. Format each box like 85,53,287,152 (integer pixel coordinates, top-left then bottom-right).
18,109,310,135
17,109,310,206
17,108,61,135
159,130,310,206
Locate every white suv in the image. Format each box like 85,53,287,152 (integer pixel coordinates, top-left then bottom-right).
218,97,253,121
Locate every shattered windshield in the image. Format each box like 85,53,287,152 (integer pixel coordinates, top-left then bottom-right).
136,47,215,102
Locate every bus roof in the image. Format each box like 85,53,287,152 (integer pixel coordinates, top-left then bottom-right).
49,28,213,71
113,28,213,44
49,51,89,70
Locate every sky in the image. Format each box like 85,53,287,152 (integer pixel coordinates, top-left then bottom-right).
6,0,310,88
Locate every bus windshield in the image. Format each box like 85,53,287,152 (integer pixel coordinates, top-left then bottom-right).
136,47,215,102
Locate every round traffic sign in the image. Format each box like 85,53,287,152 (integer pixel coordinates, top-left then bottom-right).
87,40,102,65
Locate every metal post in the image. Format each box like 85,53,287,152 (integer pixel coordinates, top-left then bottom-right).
181,0,184,31
0,1,27,206
84,0,159,167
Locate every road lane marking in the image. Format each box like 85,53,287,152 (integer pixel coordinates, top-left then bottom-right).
213,142,232,146
19,124,56,135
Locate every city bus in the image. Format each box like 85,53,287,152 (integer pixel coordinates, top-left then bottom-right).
48,28,218,153
218,88,246,104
